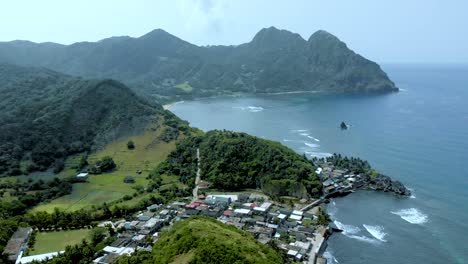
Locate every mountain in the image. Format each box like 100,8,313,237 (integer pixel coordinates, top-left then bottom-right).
0,27,397,103
0,64,166,176
118,216,284,264
153,130,322,199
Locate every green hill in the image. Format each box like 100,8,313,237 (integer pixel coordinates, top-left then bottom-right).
0,64,170,176
0,27,397,103
119,216,284,264
154,130,322,199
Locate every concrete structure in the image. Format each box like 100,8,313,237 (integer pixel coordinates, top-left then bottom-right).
4,227,32,263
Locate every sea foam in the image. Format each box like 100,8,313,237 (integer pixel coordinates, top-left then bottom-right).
323,251,339,264
304,142,319,148
363,224,387,242
233,106,264,112
391,208,428,224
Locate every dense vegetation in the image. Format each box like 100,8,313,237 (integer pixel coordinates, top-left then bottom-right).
118,216,284,264
154,130,322,198
0,64,164,176
0,27,397,103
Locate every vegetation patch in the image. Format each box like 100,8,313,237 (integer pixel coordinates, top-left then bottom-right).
174,81,193,93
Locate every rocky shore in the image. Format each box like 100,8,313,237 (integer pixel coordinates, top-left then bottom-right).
360,173,411,196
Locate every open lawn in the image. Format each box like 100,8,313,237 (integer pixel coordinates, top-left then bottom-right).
29,229,92,255
33,125,179,212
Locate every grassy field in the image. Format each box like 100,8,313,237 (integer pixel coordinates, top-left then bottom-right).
174,81,193,92
29,229,92,255
33,125,178,212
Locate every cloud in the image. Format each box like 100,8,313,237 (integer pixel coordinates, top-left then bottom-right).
182,0,227,36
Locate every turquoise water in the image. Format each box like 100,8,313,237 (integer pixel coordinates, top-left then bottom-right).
171,64,468,263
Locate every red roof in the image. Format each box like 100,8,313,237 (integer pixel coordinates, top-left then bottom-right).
250,203,258,208
185,202,202,209
223,210,232,216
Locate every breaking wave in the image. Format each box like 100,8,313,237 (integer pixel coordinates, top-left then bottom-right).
334,220,382,244
363,224,387,242
323,250,339,263
307,135,320,142
391,208,428,224
233,106,264,112
291,129,308,132
333,220,360,235
304,142,320,148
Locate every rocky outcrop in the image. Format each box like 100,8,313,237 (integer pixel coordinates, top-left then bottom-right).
361,174,411,196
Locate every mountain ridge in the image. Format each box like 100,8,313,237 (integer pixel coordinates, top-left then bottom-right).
0,27,398,103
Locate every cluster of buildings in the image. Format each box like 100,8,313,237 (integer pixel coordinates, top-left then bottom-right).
315,161,365,196
90,192,330,263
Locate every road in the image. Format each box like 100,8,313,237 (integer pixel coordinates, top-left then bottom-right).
192,148,201,202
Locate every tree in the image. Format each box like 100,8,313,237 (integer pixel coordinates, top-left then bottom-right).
316,207,331,225
90,228,107,246
127,140,135,150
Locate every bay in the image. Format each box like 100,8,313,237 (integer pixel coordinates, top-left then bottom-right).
171,64,468,264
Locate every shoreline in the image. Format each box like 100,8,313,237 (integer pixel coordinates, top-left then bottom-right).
163,101,184,110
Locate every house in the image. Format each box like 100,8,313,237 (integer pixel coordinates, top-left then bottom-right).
76,172,89,179
147,204,161,212
206,194,238,202
252,207,267,215
18,251,63,264
171,201,186,208
138,212,154,222
204,196,231,208
223,210,233,217
234,208,251,216
289,214,302,221
4,227,32,263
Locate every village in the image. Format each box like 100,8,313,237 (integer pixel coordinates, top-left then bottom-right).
4,153,382,264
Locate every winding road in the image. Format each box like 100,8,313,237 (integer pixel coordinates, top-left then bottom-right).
192,148,201,202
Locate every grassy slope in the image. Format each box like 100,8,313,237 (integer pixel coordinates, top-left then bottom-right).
151,216,283,264
29,229,92,255
33,124,178,212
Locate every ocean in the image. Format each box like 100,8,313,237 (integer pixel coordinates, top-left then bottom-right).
170,64,468,264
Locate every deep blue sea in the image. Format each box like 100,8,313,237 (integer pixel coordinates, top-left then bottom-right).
171,64,468,264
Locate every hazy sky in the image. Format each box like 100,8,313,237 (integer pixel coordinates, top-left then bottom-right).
1,0,467,63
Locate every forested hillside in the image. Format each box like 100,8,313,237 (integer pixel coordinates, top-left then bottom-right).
0,27,397,103
154,130,322,198
0,64,164,176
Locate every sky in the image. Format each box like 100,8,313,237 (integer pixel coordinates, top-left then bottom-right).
1,0,467,63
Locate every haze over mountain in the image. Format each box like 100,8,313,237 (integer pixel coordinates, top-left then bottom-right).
0,27,397,103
